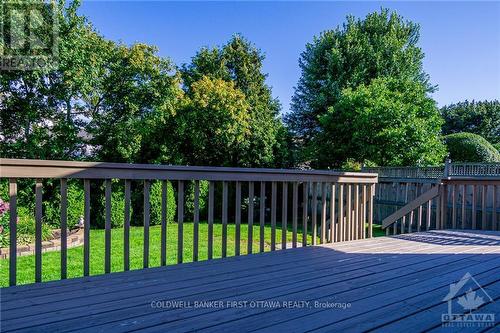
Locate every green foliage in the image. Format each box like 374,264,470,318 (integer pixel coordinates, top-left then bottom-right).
0,207,53,247
184,180,210,217
150,181,176,225
444,133,500,163
287,9,435,167
42,181,84,228
0,0,94,160
174,76,251,166
494,143,500,152
89,43,183,164
441,100,500,144
180,35,284,167
319,77,446,167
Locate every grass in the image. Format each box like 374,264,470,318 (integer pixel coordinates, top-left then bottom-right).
0,222,384,287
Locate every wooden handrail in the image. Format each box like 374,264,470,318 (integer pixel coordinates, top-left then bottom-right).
0,158,378,183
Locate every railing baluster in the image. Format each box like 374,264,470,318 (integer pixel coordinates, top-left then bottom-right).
124,180,131,271
222,181,228,258
472,184,477,229
248,181,254,254
311,182,317,245
161,180,168,266
281,182,288,249
361,184,366,239
481,185,487,230
292,182,298,247
346,184,352,240
368,184,374,238
320,182,327,244
35,179,42,282
9,179,17,286
235,181,241,256
409,210,414,233
418,202,423,232
143,180,150,268
493,185,497,231
330,184,336,242
208,181,214,259
451,184,457,229
177,180,184,264
353,184,359,240
271,181,277,250
193,180,199,262
104,179,112,274
60,179,68,279
259,182,265,253
442,184,448,229
426,199,432,230
338,184,344,242
302,182,308,247
461,184,466,229
84,179,90,276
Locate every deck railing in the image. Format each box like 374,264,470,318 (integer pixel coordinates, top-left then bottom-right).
0,158,377,286
382,177,499,234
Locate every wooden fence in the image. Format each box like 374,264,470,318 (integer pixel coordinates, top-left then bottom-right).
0,158,377,286
382,178,499,234
363,161,500,179
364,162,500,224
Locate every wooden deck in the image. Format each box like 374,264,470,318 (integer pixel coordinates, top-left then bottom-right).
1,230,499,332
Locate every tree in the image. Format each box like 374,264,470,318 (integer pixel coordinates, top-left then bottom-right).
286,9,434,167
0,0,94,160
87,43,182,163
174,76,251,166
441,100,500,144
319,78,446,167
181,35,284,167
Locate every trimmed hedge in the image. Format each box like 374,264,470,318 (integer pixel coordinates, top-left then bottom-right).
444,132,500,163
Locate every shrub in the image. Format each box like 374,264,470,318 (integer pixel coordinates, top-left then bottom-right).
184,180,209,217
16,207,53,243
150,181,176,225
42,181,85,229
444,132,500,163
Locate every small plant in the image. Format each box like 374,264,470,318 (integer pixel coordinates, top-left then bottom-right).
0,198,10,247
16,207,52,244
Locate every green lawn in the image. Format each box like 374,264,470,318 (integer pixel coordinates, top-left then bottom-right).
0,222,384,287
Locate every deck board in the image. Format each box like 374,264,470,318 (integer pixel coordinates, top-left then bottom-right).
1,230,499,332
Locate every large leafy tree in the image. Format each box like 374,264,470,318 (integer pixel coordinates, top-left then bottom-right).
441,100,500,145
87,43,182,163
174,76,250,166
0,0,96,159
319,77,446,166
287,9,435,167
181,35,284,167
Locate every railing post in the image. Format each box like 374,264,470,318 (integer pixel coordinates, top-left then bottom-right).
444,159,451,178
9,179,17,286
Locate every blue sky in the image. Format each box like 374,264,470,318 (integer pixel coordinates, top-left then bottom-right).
79,1,500,114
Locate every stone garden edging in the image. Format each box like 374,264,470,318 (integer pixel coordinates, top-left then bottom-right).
0,228,84,259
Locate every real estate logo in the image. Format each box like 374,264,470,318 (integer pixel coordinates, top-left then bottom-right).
442,272,495,328
0,0,59,70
